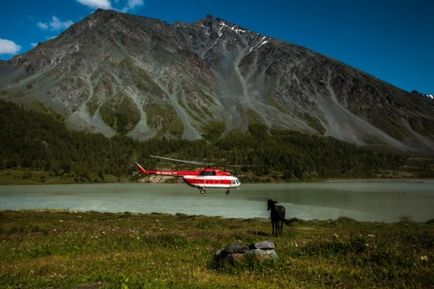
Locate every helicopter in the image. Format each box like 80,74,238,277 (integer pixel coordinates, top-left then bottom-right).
135,155,241,195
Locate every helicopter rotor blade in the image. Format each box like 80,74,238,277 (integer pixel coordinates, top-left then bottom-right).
218,164,262,168
149,155,261,168
149,155,213,166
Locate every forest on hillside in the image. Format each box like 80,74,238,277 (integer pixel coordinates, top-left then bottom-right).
0,99,432,183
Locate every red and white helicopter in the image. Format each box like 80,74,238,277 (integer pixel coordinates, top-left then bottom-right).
135,155,241,195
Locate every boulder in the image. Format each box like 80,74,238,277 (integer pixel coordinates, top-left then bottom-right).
252,240,275,250
224,242,249,254
214,240,278,268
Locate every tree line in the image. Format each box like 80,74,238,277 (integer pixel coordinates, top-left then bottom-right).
0,99,412,182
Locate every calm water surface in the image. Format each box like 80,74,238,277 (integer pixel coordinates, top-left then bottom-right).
0,181,433,222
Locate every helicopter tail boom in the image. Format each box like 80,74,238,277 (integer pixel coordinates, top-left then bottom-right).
135,162,199,176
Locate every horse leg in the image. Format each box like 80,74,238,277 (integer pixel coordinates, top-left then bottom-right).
273,220,277,236
273,220,277,237
277,220,280,235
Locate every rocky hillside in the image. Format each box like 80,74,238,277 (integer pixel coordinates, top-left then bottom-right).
0,9,433,153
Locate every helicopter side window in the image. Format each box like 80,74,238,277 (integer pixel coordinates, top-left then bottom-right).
201,171,216,176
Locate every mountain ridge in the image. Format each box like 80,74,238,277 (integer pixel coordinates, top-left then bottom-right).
0,9,433,153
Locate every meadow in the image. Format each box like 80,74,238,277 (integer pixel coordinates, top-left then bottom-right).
0,210,433,289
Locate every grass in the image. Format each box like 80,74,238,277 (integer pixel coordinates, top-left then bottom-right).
144,104,184,137
0,169,76,185
0,211,433,289
201,121,225,143
118,57,167,99
99,93,141,134
245,109,263,126
0,169,131,185
298,112,326,135
86,80,113,117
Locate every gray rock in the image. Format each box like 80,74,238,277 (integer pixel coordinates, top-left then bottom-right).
214,240,278,268
224,243,249,254
253,240,275,250
246,249,278,262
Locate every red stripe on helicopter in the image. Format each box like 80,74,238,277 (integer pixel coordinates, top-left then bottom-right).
183,178,233,185
137,169,201,176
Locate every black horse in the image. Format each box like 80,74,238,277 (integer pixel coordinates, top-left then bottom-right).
267,199,290,236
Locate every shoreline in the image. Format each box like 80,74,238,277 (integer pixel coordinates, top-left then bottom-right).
1,208,433,224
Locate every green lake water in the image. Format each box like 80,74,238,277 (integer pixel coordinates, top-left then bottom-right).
0,180,433,222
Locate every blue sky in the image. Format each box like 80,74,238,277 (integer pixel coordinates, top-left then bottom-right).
0,0,433,94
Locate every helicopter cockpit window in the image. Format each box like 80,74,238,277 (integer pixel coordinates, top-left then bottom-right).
201,171,216,176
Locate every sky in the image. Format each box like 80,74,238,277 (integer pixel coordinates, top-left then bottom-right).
0,0,433,94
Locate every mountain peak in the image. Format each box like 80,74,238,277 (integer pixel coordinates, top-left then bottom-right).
94,8,113,14
88,8,120,19
199,14,235,27
0,10,433,153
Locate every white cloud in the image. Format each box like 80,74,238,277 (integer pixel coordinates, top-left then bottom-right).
76,0,144,12
37,16,74,31
121,0,144,12
0,38,21,55
50,16,74,30
76,0,113,9
30,42,38,48
37,22,49,30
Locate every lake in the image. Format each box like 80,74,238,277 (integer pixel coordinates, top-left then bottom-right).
0,180,433,222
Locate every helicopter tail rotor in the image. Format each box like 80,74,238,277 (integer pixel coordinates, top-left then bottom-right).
135,162,148,174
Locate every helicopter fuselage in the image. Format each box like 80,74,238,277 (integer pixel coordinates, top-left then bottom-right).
135,163,241,194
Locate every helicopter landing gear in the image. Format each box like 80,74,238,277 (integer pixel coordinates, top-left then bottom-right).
225,189,230,195
199,188,206,194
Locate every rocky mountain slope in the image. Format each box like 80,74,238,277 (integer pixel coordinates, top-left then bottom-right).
0,9,433,153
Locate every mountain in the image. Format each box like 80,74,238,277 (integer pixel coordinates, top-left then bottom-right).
0,9,433,153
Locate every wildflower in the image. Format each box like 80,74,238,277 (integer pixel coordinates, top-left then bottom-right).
367,234,375,238
333,233,339,238
420,255,429,261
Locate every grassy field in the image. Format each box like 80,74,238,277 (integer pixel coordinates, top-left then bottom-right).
0,211,433,289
